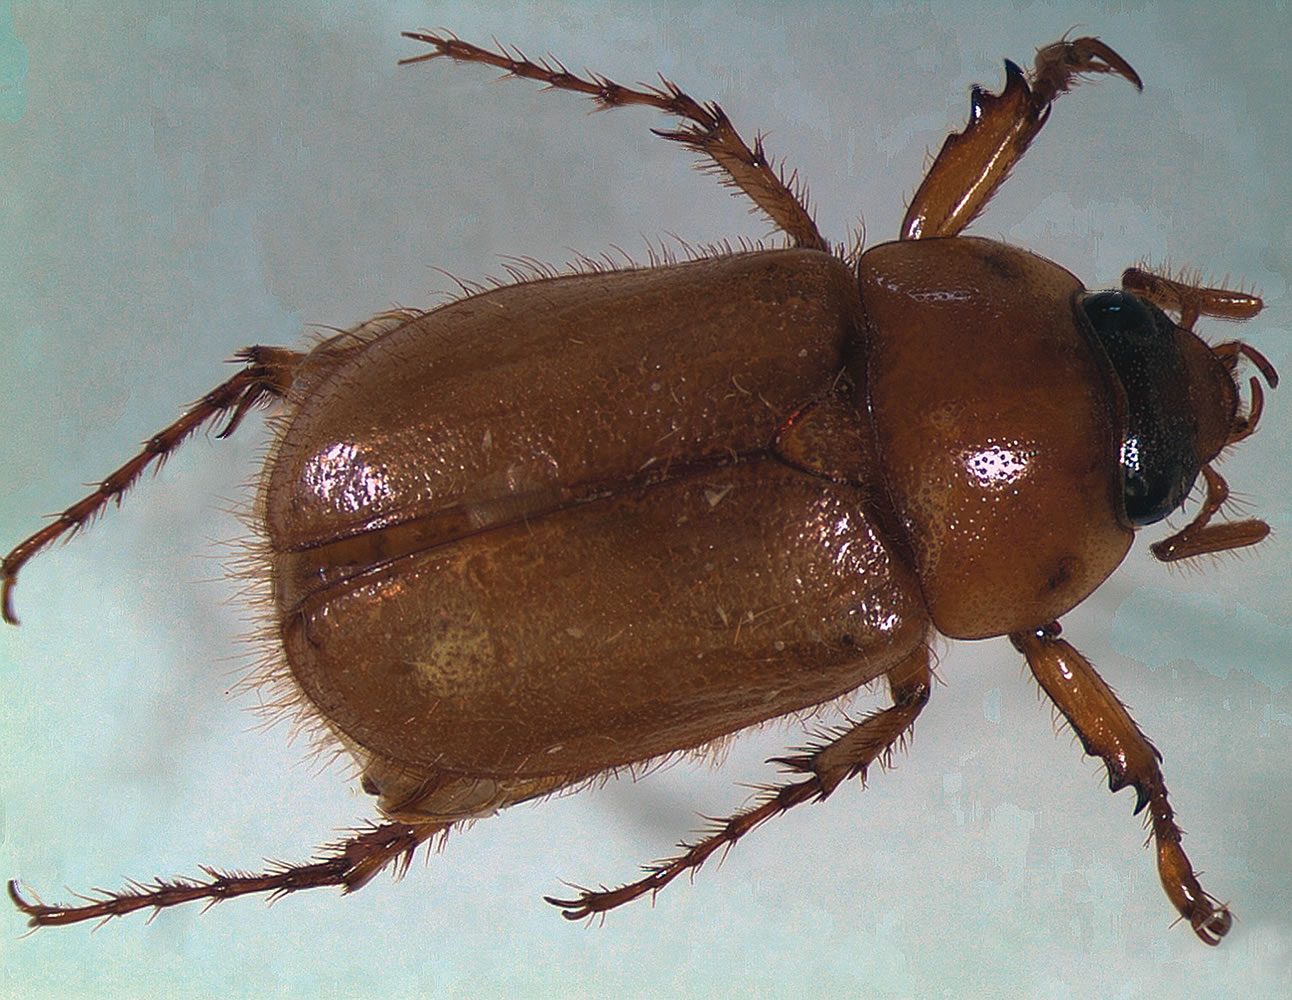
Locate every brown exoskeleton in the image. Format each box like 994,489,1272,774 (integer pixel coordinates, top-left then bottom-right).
2,32,1278,946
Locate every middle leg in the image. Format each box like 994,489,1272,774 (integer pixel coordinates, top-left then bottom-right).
400,31,828,251
546,644,932,919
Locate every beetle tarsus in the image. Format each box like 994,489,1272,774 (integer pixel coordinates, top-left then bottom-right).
1156,841,1233,946
7,821,433,927
400,30,828,251
1030,36,1143,103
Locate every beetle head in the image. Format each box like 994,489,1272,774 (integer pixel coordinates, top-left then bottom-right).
1078,290,1231,527
1088,268,1278,560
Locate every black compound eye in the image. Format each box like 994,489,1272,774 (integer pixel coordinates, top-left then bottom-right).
1081,291,1201,526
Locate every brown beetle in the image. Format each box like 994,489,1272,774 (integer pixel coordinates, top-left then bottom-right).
2,29,1279,949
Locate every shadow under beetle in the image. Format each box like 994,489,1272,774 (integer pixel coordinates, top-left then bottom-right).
3,31,1279,944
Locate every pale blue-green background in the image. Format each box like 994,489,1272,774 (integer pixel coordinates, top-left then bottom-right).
2,2,1288,997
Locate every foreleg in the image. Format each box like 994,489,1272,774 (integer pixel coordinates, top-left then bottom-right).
1011,624,1232,945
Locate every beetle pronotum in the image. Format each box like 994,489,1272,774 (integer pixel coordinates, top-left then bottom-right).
3,28,1280,947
